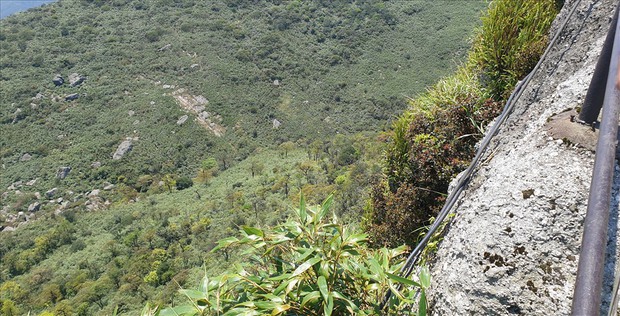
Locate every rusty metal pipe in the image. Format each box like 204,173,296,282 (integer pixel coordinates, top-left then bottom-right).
578,4,619,124
571,6,620,314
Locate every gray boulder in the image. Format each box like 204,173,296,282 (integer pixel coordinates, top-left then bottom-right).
12,108,23,123
8,181,22,190
177,115,189,125
65,93,79,101
45,188,58,198
68,73,86,87
28,202,41,212
20,153,32,162
56,167,71,179
113,140,133,160
52,74,64,86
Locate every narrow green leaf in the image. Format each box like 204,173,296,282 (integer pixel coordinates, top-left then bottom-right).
301,291,321,309
295,247,315,263
258,294,284,303
331,291,359,312
419,289,427,316
386,273,421,287
344,233,368,246
367,258,383,279
342,248,361,256
273,278,290,295
178,289,206,300
268,273,292,281
242,226,264,237
141,303,158,316
323,293,334,316
317,275,328,300
271,304,290,315
219,274,229,287
419,266,431,289
211,237,239,252
237,301,255,308
222,307,260,316
365,283,381,292
319,194,334,222
299,194,307,224
286,278,299,294
388,283,405,300
159,305,198,316
199,275,209,294
254,301,277,310
292,256,321,277
318,261,330,279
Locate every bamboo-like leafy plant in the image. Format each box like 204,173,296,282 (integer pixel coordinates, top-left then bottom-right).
148,195,428,315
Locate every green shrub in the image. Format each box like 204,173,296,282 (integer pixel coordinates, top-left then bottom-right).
175,176,193,191
366,0,559,247
148,196,429,315
472,0,558,99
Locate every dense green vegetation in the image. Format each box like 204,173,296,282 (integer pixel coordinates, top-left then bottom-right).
0,0,488,314
148,197,430,316
0,0,481,207
152,0,564,315
0,144,384,315
366,0,561,247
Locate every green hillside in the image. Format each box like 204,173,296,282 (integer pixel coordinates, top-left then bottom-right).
0,0,487,314
0,0,482,205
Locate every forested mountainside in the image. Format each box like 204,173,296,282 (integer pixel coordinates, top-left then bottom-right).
0,0,480,198
0,0,487,314
148,0,565,313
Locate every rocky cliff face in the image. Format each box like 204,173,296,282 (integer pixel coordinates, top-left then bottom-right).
429,0,619,314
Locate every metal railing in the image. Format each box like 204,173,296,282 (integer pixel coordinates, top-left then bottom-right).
571,1,620,315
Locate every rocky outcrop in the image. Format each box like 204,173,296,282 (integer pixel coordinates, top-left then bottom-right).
177,115,189,125
27,202,40,212
64,93,79,101
52,74,64,86
170,87,226,136
12,108,23,123
56,167,71,179
45,188,58,198
113,139,134,160
8,181,22,190
428,1,619,315
68,73,86,87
